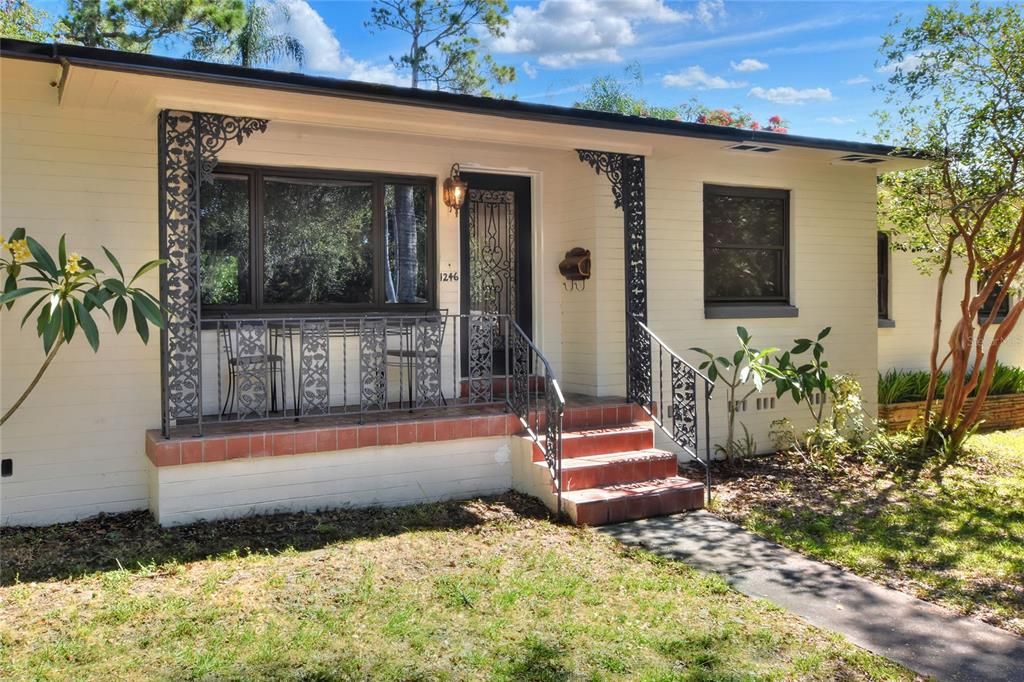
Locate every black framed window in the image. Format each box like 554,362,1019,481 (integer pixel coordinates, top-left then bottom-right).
704,184,790,305
199,166,435,314
979,275,1010,323
878,233,890,320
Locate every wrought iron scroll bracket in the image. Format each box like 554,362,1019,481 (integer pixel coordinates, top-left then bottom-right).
576,148,649,405
159,110,269,436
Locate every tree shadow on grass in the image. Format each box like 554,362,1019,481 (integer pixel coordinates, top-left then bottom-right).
0,492,551,585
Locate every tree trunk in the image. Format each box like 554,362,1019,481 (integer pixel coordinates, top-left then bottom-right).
384,202,397,304
395,186,418,303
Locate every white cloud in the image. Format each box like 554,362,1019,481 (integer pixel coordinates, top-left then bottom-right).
695,0,727,28
634,16,851,60
748,85,833,104
843,74,871,85
763,35,878,56
876,53,923,74
491,0,690,68
522,61,538,79
730,58,768,72
817,116,855,125
274,0,406,85
663,66,745,90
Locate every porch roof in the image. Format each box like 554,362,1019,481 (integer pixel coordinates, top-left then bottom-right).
2,37,925,163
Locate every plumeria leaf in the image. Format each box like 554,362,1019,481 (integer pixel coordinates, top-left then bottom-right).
36,303,50,336
102,246,124,280
43,303,61,352
61,300,75,343
131,291,163,327
9,227,26,241
58,235,67,271
20,293,49,328
26,237,58,279
132,299,150,344
817,326,832,340
129,259,165,285
3,273,16,310
112,296,128,333
0,286,48,305
103,278,127,296
74,299,100,352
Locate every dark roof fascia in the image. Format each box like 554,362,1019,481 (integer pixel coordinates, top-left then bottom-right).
1,38,916,159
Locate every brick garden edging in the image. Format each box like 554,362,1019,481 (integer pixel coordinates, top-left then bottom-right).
879,393,1024,432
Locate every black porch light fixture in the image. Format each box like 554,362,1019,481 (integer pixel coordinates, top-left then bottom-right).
443,163,468,216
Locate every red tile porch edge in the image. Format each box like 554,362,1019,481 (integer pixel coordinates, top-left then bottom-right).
145,412,522,468
145,400,648,468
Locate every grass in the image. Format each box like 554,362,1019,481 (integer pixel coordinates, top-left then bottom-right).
0,494,912,681
712,429,1024,636
877,363,1024,404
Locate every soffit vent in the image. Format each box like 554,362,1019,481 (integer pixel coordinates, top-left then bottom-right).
836,154,887,165
727,143,782,153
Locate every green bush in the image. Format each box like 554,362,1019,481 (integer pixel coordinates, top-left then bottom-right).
878,364,1024,404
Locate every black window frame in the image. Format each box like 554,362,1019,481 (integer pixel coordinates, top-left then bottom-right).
979,275,1011,324
703,184,791,306
877,232,891,321
200,164,437,316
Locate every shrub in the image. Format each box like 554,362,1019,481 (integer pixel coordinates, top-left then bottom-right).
878,364,1024,404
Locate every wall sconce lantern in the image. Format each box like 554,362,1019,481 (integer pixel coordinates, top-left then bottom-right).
443,163,468,216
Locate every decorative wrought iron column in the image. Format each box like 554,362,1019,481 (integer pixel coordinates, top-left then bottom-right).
159,110,268,436
577,149,651,406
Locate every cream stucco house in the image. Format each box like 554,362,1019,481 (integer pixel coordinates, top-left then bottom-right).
1,39,926,528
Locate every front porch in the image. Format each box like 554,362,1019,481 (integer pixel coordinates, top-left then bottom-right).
145,395,703,527
151,108,713,527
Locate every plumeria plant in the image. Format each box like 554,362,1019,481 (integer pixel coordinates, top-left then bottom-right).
0,228,165,427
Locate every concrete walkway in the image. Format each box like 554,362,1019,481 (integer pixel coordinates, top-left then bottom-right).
600,511,1024,682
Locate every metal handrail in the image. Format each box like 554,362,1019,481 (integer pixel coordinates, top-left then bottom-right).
506,320,566,516
634,318,715,503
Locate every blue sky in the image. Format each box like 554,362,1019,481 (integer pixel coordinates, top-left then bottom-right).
36,0,940,141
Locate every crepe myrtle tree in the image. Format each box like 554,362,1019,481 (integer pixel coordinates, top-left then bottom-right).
0,228,165,427
876,2,1024,456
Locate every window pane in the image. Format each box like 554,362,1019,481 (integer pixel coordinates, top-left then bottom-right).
705,248,784,300
384,184,429,304
200,174,250,306
704,193,785,246
263,178,374,305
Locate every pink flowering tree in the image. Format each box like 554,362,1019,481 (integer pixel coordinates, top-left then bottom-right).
682,102,790,133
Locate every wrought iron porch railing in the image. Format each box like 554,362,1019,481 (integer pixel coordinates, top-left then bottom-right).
507,321,566,514
634,319,715,502
162,312,565,475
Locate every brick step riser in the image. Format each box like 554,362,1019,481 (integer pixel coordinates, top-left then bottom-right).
557,457,678,491
568,486,704,526
532,429,655,461
517,403,652,434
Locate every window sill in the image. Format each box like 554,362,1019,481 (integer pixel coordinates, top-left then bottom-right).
878,318,896,329
704,304,799,319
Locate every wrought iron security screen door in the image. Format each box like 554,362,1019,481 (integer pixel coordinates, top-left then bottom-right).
460,173,533,375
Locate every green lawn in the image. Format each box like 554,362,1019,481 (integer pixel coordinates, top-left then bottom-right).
0,494,910,681
712,429,1024,637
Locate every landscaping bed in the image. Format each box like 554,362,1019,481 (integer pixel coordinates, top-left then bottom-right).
710,429,1024,637
0,493,911,680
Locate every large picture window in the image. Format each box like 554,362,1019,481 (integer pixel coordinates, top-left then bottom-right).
199,166,434,313
703,184,790,306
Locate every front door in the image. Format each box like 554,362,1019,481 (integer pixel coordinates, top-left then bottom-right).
460,173,532,374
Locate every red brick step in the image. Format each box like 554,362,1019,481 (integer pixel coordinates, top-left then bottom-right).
532,425,654,461
537,449,677,491
561,476,705,526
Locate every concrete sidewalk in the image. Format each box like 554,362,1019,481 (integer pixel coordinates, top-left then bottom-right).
600,511,1024,682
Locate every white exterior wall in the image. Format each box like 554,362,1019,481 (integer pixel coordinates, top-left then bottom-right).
1,60,161,525
2,56,895,524
645,143,881,453
879,250,1024,372
150,437,511,526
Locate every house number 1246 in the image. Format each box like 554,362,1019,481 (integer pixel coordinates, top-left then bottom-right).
441,271,459,282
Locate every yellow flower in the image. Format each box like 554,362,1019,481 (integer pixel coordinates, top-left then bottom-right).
9,239,31,263
0,236,8,252
65,252,84,275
